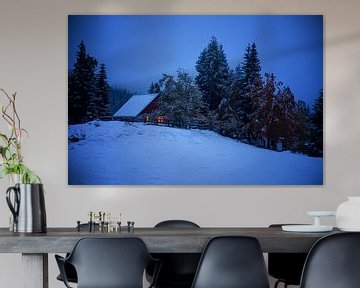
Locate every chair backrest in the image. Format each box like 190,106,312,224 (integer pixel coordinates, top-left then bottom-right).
191,236,270,288
268,224,308,285
300,232,360,288
155,219,200,228
67,237,154,288
151,220,201,286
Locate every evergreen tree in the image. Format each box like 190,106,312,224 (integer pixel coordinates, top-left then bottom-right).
228,65,245,114
293,100,312,153
309,89,323,156
225,66,245,138
195,36,230,110
68,71,75,123
243,43,261,85
109,86,132,115
68,40,98,124
239,43,262,130
269,85,296,149
218,97,238,137
148,81,161,94
226,43,263,140
153,74,176,122
244,73,272,146
154,71,206,128
94,63,110,118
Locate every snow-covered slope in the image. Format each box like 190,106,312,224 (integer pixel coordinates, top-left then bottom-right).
68,121,323,185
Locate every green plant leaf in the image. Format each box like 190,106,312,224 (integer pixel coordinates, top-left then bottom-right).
0,168,9,179
0,89,42,185
1,146,8,158
0,133,8,142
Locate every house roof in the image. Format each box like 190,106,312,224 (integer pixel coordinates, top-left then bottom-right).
113,93,159,117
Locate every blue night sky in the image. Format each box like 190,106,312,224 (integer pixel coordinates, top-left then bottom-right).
68,15,323,105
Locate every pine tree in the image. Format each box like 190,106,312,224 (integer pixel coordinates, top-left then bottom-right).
228,65,245,114
148,81,161,94
94,63,110,118
293,100,312,153
68,41,98,124
309,89,323,156
219,67,242,138
218,97,238,137
238,43,262,131
195,36,230,110
68,71,76,123
244,43,261,84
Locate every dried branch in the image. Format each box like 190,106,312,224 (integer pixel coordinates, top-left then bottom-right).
0,88,40,183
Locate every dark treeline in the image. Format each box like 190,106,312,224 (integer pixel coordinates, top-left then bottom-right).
68,41,110,124
69,41,131,124
109,86,132,115
69,39,322,157
148,37,323,157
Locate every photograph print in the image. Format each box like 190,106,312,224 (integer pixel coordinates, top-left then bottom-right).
68,15,323,185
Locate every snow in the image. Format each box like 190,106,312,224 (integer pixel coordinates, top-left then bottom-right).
68,121,323,185
113,94,158,117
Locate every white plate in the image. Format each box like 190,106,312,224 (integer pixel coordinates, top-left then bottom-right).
282,225,333,232
307,211,336,217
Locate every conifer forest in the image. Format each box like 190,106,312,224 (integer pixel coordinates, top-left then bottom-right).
69,35,322,157
68,15,323,185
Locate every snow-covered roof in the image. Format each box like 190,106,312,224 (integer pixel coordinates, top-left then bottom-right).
114,94,159,117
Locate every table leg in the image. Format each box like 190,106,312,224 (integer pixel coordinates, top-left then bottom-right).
22,253,48,288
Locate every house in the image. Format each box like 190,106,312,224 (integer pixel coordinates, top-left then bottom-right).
113,93,160,121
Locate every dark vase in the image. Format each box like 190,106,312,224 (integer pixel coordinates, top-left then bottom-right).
6,183,47,233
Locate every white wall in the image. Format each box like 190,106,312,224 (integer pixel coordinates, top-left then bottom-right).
0,0,360,287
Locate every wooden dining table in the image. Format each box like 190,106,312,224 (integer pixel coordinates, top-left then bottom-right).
0,226,339,288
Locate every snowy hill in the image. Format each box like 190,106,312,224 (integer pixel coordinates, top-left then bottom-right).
68,121,323,185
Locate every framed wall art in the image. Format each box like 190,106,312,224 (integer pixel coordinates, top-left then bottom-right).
68,15,323,185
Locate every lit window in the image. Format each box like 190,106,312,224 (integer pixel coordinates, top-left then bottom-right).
156,116,165,123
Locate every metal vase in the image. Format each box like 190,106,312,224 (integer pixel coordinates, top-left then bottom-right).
6,183,47,233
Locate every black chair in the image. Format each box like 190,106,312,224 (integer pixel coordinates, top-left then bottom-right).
147,220,201,288
155,220,200,229
191,236,270,288
56,223,99,284
55,237,160,288
268,224,308,288
56,262,77,284
300,232,360,288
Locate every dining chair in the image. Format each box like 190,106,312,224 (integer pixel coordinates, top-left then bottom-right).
268,224,308,288
55,237,161,288
191,236,270,288
56,262,77,284
300,232,360,288
146,220,201,288
56,223,99,284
